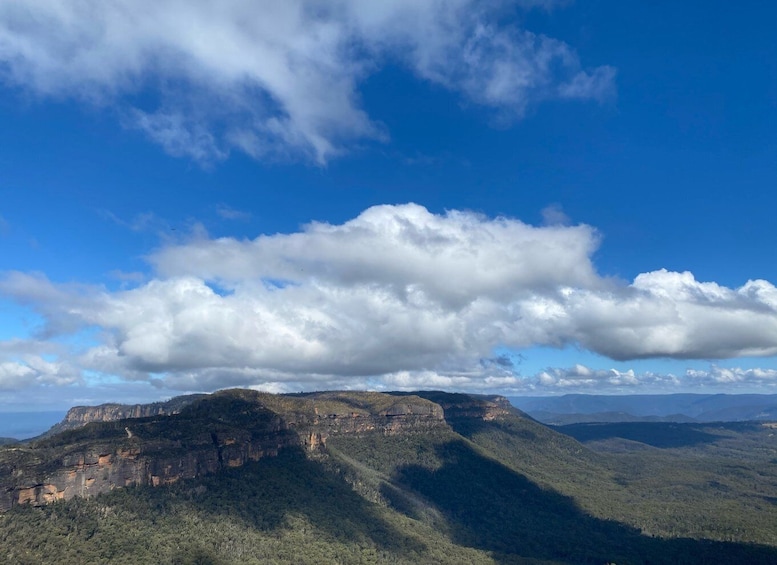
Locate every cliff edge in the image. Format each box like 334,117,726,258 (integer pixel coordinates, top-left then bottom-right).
0,389,494,510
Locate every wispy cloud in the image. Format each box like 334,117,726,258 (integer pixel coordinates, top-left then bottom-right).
216,204,252,221
0,204,775,393
107,270,147,287
0,1,615,164
129,110,227,164
98,210,166,233
541,204,570,226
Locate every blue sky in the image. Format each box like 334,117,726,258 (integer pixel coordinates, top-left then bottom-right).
0,0,775,410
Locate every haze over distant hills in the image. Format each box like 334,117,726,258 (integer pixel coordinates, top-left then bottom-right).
509,393,777,425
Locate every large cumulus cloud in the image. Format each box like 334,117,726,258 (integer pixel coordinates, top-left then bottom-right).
554,272,777,360
1,204,776,393
0,0,614,163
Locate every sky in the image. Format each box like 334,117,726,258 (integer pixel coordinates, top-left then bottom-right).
0,0,776,411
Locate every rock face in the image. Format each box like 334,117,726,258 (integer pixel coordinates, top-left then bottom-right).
395,391,518,422
0,389,456,511
42,394,207,438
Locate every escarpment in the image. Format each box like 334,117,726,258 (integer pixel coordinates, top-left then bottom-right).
394,391,520,422
42,394,208,437
0,389,457,511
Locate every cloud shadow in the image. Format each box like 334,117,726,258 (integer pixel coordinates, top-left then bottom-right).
389,439,777,564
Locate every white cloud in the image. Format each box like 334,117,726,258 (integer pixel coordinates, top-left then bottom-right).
0,340,83,391
0,0,615,164
1,204,776,393
150,203,602,306
532,365,680,391
517,363,777,393
0,362,34,389
685,366,777,386
379,369,521,392
561,271,777,360
0,356,81,390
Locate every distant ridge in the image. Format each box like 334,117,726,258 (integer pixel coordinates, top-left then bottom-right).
509,393,777,424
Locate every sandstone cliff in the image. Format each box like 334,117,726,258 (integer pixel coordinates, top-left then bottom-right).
42,394,207,437
393,391,519,422
0,389,457,511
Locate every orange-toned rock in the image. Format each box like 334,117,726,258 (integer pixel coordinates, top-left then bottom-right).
0,389,455,511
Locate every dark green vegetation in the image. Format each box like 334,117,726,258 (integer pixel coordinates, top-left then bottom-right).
0,390,776,564
553,420,777,544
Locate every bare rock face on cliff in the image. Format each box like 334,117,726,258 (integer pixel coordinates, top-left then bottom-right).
41,394,208,438
0,389,484,511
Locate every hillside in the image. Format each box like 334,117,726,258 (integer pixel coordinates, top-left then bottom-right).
0,390,775,564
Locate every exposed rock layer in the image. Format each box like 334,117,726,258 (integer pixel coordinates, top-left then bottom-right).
0,390,509,511
42,395,207,438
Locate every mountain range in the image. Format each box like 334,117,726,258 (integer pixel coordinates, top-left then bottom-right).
0,389,775,564
509,393,777,425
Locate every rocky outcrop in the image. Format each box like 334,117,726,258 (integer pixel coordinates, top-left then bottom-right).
0,426,300,511
43,394,207,437
310,393,445,439
394,391,517,422
0,389,452,511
